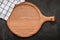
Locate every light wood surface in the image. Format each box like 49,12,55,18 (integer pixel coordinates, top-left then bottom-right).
7,2,55,37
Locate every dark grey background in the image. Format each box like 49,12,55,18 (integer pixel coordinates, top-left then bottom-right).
0,0,60,40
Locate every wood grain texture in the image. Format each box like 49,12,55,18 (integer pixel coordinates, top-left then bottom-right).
7,2,55,37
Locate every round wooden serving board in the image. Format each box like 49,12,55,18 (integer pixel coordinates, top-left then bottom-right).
7,2,55,37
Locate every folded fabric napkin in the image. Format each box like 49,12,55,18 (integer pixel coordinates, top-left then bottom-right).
0,0,25,20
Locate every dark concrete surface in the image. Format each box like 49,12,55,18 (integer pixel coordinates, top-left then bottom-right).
0,0,60,40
